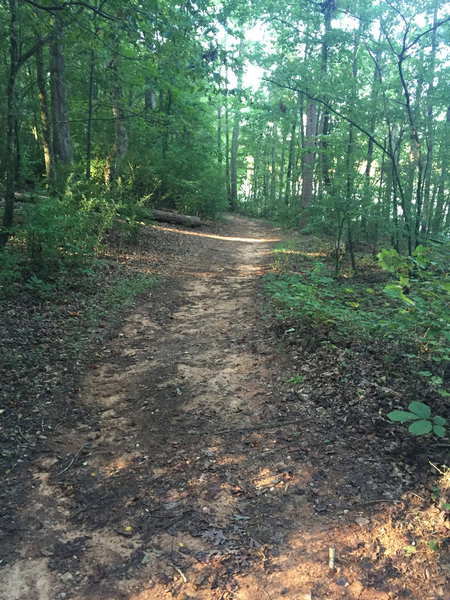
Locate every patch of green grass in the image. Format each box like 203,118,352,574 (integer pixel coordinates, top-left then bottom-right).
265,261,391,344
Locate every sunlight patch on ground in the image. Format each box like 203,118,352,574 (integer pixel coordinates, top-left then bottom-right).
104,454,137,476
274,249,327,257
150,224,280,243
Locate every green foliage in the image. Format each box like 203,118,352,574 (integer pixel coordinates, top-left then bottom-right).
286,374,304,384
17,192,116,276
265,260,390,342
388,402,447,438
0,248,22,296
378,237,450,396
83,272,158,324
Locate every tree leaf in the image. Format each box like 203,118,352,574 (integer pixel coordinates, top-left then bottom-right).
408,420,432,435
432,425,446,438
388,410,417,422
408,401,431,419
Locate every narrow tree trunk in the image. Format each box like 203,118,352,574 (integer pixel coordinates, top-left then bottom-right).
270,122,277,208
278,129,287,205
35,39,55,181
162,90,172,158
431,107,449,233
421,2,438,235
319,0,335,193
285,115,297,205
225,98,231,204
230,38,244,212
144,79,156,111
217,102,223,164
344,26,361,273
86,48,95,179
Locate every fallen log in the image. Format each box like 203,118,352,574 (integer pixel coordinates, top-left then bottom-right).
150,208,201,226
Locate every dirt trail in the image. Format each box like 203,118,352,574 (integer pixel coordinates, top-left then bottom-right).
1,217,447,600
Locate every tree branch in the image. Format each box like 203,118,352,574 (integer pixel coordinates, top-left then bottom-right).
23,0,116,20
263,77,389,156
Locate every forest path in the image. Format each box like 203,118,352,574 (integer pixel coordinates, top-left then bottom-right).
1,217,442,600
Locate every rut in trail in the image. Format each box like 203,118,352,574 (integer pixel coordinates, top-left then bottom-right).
1,216,444,600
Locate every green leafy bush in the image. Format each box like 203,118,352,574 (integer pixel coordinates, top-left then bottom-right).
17,192,116,277
0,248,22,297
378,236,450,396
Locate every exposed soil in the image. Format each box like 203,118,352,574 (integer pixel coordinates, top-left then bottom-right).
0,216,448,600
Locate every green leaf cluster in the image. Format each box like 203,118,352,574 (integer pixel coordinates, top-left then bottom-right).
388,402,447,438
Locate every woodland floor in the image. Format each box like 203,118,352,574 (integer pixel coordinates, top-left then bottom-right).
0,215,449,600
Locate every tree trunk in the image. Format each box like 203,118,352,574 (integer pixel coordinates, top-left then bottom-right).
431,107,449,233
230,38,244,212
217,102,223,164
86,48,95,179
319,0,335,193
50,20,73,167
147,208,201,226
35,38,55,182
0,0,19,249
421,1,438,235
270,122,277,209
225,96,231,205
278,129,287,205
301,102,317,212
284,115,297,205
106,55,128,185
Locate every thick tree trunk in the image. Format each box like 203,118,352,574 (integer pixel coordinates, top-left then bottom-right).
50,20,73,167
0,0,19,249
301,102,317,212
35,38,55,181
106,55,128,185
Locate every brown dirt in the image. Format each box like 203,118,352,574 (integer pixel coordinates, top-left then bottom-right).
0,216,448,600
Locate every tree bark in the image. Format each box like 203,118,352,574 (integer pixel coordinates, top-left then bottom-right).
86,48,95,179
0,0,19,249
270,122,277,208
50,20,73,167
230,38,244,212
35,38,55,182
106,55,128,184
301,102,317,212
284,115,297,205
147,208,201,226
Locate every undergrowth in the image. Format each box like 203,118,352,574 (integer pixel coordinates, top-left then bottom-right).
265,235,449,437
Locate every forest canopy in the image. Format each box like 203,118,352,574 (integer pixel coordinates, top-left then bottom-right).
0,0,449,269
